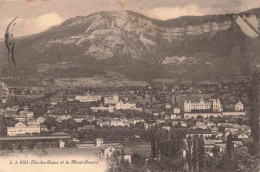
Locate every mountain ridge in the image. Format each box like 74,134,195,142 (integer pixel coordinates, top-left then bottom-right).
0,8,260,82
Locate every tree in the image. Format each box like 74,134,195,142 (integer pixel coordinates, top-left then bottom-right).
43,117,57,130
226,133,234,158
186,135,192,172
0,117,18,135
151,129,157,158
192,135,199,172
198,135,205,172
236,118,243,126
249,71,260,155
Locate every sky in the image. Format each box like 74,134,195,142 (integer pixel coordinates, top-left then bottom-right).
0,0,260,37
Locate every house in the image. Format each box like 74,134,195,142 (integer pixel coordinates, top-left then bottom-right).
224,131,232,138
162,126,171,131
211,127,219,134
235,100,244,112
111,119,124,127
55,115,72,122
156,119,166,124
27,118,39,126
173,108,181,114
99,121,111,128
78,125,95,132
153,112,159,116
49,96,63,105
75,94,101,103
184,113,222,119
172,121,187,127
103,146,116,159
236,132,249,139
233,141,243,148
123,142,151,159
222,112,246,116
96,138,104,147
165,103,172,109
205,121,215,128
186,130,213,138
204,139,215,156
144,123,154,130
40,124,49,132
123,148,132,164
104,93,119,104
37,117,46,124
84,115,96,122
204,139,215,149
214,143,226,153
101,144,124,161
73,115,85,123
132,117,145,125
170,114,181,120
195,121,207,129
14,115,27,122
215,132,224,139
116,100,137,110
7,122,41,136
91,106,115,113
19,110,34,118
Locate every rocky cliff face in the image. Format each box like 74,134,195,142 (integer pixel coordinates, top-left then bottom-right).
43,11,236,59
0,9,260,81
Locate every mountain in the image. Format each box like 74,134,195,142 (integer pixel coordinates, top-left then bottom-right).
0,9,260,83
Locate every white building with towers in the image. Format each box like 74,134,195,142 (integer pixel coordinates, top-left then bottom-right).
184,97,222,112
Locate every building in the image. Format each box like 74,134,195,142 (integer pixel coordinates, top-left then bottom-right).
91,106,115,113
75,94,101,102
171,114,181,120
96,138,104,147
7,122,41,136
123,148,132,164
49,96,63,105
186,130,213,138
19,110,34,118
235,100,244,112
116,100,138,110
184,113,222,119
104,93,119,104
110,119,124,127
172,121,187,127
173,108,181,114
184,97,222,112
165,103,172,109
131,117,145,125
214,143,226,153
73,115,85,123
222,112,246,116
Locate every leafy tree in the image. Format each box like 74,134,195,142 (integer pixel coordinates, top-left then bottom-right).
236,118,243,126
0,117,18,135
42,117,57,130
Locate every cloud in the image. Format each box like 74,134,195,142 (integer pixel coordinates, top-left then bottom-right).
5,12,63,37
0,0,260,37
145,5,204,20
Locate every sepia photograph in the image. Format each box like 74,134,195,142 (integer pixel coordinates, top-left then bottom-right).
0,0,259,171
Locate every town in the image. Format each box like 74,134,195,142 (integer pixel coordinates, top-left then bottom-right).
0,74,259,172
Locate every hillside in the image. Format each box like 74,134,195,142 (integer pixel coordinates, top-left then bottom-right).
0,9,260,82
